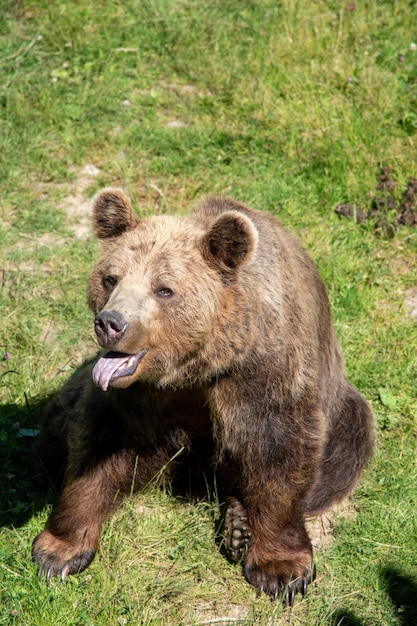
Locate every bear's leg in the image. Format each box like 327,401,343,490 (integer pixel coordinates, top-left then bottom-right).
217,439,318,603
32,448,137,580
218,469,315,604
221,491,315,605
241,491,316,605
33,417,190,581
32,424,68,491
306,381,375,514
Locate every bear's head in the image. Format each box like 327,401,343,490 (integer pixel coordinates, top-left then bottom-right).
88,189,258,390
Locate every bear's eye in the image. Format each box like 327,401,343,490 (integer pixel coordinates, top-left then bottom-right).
102,275,118,289
156,287,174,298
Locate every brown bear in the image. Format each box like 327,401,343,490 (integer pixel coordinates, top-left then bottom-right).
32,189,375,605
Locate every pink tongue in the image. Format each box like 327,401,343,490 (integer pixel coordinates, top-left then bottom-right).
92,353,131,391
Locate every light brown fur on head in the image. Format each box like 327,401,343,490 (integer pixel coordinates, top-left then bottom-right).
87,190,262,388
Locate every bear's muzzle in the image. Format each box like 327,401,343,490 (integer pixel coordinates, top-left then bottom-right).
94,310,128,348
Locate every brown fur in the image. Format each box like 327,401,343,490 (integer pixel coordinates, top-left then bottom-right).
33,190,375,602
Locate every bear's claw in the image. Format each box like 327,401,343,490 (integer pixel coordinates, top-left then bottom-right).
35,547,95,581
32,530,96,580
244,561,316,606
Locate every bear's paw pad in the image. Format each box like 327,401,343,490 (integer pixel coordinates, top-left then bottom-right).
223,497,252,562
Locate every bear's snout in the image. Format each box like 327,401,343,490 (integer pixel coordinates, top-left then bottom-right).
94,310,128,347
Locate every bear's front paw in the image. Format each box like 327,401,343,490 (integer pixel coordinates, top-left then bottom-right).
243,558,316,606
32,530,96,581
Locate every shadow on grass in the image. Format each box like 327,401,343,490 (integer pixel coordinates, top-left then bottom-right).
330,610,366,626
0,397,54,528
0,389,217,531
331,566,417,625
380,565,417,626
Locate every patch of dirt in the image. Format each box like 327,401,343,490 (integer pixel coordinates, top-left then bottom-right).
305,499,357,551
334,168,417,237
193,602,249,625
59,163,101,239
166,119,187,129
9,232,67,251
39,319,63,345
334,204,368,223
135,503,157,516
157,80,202,97
404,287,417,320
0,260,57,300
396,177,417,226
0,258,54,274
30,163,100,242
2,164,101,294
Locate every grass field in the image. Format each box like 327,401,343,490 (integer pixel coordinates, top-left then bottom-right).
1,1,417,624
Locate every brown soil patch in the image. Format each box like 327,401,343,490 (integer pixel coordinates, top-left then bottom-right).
404,287,417,320
305,499,357,551
193,601,249,625
59,163,100,239
335,168,417,236
30,163,100,242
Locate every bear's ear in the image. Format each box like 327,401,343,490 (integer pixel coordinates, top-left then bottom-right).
92,188,139,240
200,211,258,274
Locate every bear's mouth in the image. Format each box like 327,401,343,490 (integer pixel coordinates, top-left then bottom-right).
92,350,148,392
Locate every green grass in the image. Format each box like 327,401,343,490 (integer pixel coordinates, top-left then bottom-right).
1,0,417,623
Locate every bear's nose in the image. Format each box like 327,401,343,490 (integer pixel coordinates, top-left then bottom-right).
94,310,128,346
